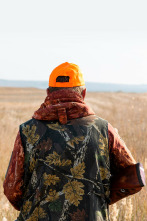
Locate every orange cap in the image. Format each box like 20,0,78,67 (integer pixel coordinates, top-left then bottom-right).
49,62,85,87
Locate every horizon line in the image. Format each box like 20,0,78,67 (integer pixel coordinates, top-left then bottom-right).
0,79,147,86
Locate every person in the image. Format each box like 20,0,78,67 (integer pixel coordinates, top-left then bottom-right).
3,62,145,221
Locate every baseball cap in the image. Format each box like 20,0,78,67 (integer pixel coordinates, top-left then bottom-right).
49,62,85,87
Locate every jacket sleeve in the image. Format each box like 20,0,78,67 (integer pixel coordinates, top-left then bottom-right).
108,123,145,204
108,123,136,172
3,131,24,211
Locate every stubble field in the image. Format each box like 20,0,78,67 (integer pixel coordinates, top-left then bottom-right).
0,87,147,221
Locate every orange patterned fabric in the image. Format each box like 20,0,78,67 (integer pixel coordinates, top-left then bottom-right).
3,131,24,210
32,89,95,124
108,123,136,174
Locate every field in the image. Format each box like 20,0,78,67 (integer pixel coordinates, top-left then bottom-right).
0,87,147,221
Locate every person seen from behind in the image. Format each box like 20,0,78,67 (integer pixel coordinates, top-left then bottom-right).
3,62,146,221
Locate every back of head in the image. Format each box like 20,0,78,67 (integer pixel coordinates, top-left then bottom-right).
48,62,86,98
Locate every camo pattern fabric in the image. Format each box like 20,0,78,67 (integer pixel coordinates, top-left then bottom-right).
16,115,110,221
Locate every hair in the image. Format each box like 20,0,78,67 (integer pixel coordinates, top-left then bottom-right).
48,76,86,96
48,86,85,95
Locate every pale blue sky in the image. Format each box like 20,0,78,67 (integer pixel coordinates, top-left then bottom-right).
0,0,147,84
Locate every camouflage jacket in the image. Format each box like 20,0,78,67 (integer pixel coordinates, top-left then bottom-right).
17,115,110,221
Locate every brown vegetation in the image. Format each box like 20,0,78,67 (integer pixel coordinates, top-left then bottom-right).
0,87,146,220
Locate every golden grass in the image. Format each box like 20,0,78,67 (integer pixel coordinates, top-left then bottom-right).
0,87,146,220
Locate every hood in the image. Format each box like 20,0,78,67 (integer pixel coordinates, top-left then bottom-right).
33,89,95,124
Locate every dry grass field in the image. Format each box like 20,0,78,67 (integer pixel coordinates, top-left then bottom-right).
0,87,147,221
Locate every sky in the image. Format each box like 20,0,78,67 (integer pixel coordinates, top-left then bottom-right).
0,0,147,84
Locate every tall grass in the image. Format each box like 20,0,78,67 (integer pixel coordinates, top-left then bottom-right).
0,88,146,220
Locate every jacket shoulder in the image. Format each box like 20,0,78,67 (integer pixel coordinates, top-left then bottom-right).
19,119,47,143
94,115,108,128
20,118,38,128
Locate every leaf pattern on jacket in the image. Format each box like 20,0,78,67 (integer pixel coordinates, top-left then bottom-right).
22,200,32,216
67,136,85,148
99,167,110,180
46,151,61,165
44,173,60,186
45,151,72,167
63,180,84,206
36,138,52,151
70,162,85,179
47,122,65,131
99,133,108,159
45,189,59,202
29,158,37,173
59,159,72,166
70,208,87,221
22,125,40,145
26,206,47,221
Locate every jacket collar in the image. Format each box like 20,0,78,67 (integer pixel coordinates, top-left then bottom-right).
33,89,95,124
